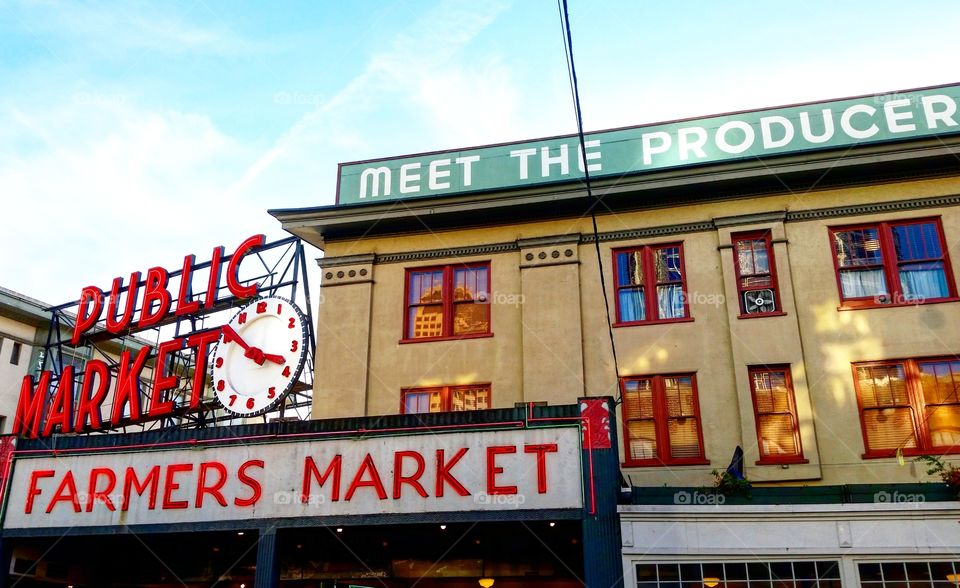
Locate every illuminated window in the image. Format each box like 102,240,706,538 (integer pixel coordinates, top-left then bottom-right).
859,561,960,588
402,385,491,414
855,357,960,457
749,366,806,464
620,374,706,466
830,218,956,308
614,244,688,325
733,231,782,316
404,263,490,341
635,560,841,588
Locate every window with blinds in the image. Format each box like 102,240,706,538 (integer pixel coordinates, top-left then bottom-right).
854,357,960,457
402,384,491,415
749,366,806,464
621,374,707,466
404,263,491,341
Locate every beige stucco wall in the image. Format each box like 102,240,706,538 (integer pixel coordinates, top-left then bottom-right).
312,174,960,488
0,316,37,433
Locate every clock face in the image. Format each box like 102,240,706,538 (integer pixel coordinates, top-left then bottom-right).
210,296,309,417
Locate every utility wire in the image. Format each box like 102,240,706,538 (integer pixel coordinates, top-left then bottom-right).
557,0,623,403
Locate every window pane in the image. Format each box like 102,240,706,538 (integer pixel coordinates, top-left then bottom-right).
452,387,489,411
453,267,488,301
623,379,655,419
619,287,646,322
453,302,490,335
654,247,683,283
741,274,773,289
759,414,799,456
617,251,644,287
410,270,444,304
892,222,943,261
408,304,444,339
858,364,909,407
834,228,883,267
657,284,686,319
627,420,657,460
898,261,948,300
919,362,960,404
863,407,918,450
405,391,441,414
664,377,696,417
925,405,960,449
753,370,791,413
840,268,888,298
668,417,701,458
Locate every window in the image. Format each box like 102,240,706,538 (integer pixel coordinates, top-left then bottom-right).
402,384,491,414
733,231,783,316
620,374,707,466
859,561,960,588
10,342,21,365
404,263,491,341
854,357,960,457
614,244,689,325
635,560,841,588
830,218,956,308
749,366,806,464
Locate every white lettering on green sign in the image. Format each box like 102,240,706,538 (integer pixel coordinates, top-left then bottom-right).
337,85,960,205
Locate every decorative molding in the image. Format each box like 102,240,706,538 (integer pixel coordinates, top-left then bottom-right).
516,234,581,248
583,221,716,243
785,193,960,222
317,253,376,268
713,210,787,228
518,234,581,269
375,242,518,264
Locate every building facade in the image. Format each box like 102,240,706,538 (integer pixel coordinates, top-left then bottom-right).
271,84,960,586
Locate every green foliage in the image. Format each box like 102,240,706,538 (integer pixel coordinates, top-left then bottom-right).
711,469,752,497
915,455,960,495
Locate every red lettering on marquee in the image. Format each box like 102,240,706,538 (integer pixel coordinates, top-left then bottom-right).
122,465,160,511
25,469,55,514
196,462,228,508
435,448,470,498
138,266,171,329
147,338,184,419
110,347,150,424
46,471,81,514
524,443,558,494
162,463,193,509
86,467,117,512
14,371,50,439
186,329,221,410
486,445,518,495
75,359,111,432
235,460,263,507
302,455,342,502
175,255,201,317
71,286,103,345
226,234,264,299
205,245,224,309
105,272,140,334
345,454,387,501
393,450,428,499
42,366,75,437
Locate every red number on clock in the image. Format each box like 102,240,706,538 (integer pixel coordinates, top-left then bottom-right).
257,301,267,314
288,317,295,329
217,380,225,391
282,365,291,378
267,387,276,399
246,397,255,410
291,340,299,352
228,395,237,407
277,303,283,314
215,357,223,368
238,312,247,325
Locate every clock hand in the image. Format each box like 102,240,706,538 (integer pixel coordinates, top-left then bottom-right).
222,324,281,366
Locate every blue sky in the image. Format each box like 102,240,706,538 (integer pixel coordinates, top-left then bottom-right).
2,0,960,304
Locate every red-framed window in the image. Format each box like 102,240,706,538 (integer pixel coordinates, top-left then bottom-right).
733,231,783,317
830,218,957,309
613,244,690,325
620,374,708,466
401,384,491,414
854,357,960,458
748,365,807,464
403,262,491,342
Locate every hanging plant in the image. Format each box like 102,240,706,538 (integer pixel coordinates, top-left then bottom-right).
915,455,960,496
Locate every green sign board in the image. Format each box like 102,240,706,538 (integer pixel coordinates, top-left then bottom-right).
336,83,960,206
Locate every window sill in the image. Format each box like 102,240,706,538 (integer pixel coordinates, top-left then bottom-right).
622,458,710,468
755,457,809,466
862,448,960,459
614,317,694,328
837,296,960,311
737,311,787,320
399,332,493,345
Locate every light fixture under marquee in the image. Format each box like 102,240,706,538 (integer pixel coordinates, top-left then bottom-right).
479,579,495,588
703,578,720,588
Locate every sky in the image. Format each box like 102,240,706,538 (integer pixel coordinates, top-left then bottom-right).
2,0,960,305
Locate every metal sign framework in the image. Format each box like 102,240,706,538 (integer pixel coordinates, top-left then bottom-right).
38,236,316,434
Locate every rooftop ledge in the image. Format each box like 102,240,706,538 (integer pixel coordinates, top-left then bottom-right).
270,136,960,249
